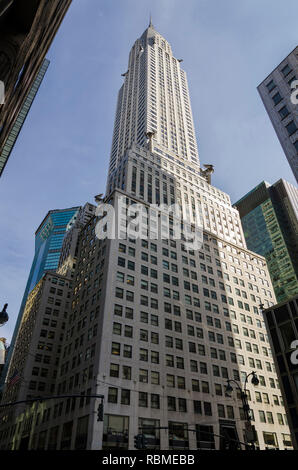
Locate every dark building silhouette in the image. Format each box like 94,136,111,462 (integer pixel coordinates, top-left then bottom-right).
263,296,298,449
0,0,72,176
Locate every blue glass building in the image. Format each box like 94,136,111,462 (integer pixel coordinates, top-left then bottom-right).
0,206,80,389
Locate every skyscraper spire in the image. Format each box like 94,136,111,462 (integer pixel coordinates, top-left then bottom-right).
149,12,153,28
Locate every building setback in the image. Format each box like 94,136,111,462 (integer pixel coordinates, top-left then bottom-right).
262,296,298,449
234,179,298,304
257,46,298,183
0,21,294,450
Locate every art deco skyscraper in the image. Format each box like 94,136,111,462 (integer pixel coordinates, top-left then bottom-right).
0,21,293,451
109,20,199,176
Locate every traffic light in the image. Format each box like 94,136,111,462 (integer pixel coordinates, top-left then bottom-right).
134,434,142,449
97,402,104,421
134,434,147,449
141,434,148,449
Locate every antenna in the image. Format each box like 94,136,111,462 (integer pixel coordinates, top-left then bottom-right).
149,13,153,28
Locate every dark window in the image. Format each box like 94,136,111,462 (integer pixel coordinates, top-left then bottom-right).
272,92,282,106
286,120,297,136
281,64,292,77
266,80,276,92
278,105,290,120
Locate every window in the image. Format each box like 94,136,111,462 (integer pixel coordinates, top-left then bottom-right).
168,396,176,411
272,92,282,105
122,366,131,380
217,404,225,418
278,105,290,120
139,392,148,407
263,432,277,447
178,398,187,412
259,410,266,423
204,402,212,416
281,64,292,77
151,394,160,409
194,401,202,414
277,413,284,425
227,406,234,419
111,342,120,355
286,120,297,136
140,348,148,361
121,389,130,405
192,379,200,392
151,351,159,364
123,345,132,358
108,387,118,403
139,369,148,383
110,363,119,377
266,79,275,92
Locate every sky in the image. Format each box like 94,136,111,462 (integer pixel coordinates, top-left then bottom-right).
0,0,297,342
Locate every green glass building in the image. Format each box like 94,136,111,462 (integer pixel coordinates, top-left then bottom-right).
235,179,298,303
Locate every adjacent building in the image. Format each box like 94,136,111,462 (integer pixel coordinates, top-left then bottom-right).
0,22,294,450
57,203,96,279
257,46,298,182
0,58,50,176
262,296,298,449
0,272,72,449
0,207,80,392
234,179,298,304
0,0,72,177
0,338,6,376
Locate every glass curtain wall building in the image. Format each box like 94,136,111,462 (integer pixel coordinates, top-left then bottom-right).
235,180,298,303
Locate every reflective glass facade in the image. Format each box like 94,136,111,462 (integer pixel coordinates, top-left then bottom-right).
235,181,298,303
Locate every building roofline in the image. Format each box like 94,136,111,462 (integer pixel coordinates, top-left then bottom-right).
257,45,298,88
233,181,271,207
35,206,81,235
262,294,298,313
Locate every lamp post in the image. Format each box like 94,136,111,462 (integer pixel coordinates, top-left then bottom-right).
0,304,9,327
225,371,259,447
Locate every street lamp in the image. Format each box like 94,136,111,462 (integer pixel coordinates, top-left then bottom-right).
225,371,259,447
0,304,8,327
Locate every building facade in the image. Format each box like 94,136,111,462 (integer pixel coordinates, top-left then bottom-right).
263,296,298,449
234,179,298,304
0,0,72,177
257,46,298,182
0,338,6,377
57,203,96,279
0,272,72,449
0,22,294,450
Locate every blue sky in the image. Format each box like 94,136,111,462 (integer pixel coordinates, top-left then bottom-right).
0,0,297,341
